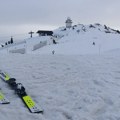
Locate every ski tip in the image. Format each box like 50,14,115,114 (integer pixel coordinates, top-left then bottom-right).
38,110,44,114
1,102,10,104
32,110,44,114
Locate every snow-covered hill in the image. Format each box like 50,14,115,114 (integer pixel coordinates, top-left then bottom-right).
35,23,120,55
1,23,120,55
1,23,120,120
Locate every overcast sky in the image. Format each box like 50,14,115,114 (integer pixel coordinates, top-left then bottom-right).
0,0,120,41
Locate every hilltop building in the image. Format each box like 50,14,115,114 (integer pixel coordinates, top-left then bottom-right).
65,17,72,28
36,30,53,36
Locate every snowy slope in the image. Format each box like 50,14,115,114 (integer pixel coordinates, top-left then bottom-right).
34,24,120,55
0,23,120,55
0,36,51,54
0,54,120,120
1,23,120,120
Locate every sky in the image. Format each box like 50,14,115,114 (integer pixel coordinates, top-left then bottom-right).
0,0,120,42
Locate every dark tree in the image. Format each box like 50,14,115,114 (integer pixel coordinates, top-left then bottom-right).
8,41,10,44
11,37,13,44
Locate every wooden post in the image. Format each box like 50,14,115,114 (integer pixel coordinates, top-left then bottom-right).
29,31,34,38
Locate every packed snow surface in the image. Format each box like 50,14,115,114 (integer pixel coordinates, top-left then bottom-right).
0,54,120,120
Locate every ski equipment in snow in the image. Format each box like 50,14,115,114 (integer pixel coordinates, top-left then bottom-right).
0,89,10,104
0,70,43,113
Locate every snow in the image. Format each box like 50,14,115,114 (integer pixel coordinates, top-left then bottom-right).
1,23,120,55
1,54,120,120
0,24,120,120
33,24,120,55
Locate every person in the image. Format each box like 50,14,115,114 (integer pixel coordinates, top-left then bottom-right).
53,39,57,44
93,42,95,45
52,50,55,54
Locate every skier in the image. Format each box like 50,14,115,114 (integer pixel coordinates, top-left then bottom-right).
93,42,95,45
53,39,57,44
52,50,55,54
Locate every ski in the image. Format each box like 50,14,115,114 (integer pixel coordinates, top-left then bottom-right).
22,95,41,113
0,70,43,113
0,89,10,104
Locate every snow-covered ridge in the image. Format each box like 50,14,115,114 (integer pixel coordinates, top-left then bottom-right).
0,23,120,55
35,23,120,55
54,23,120,38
